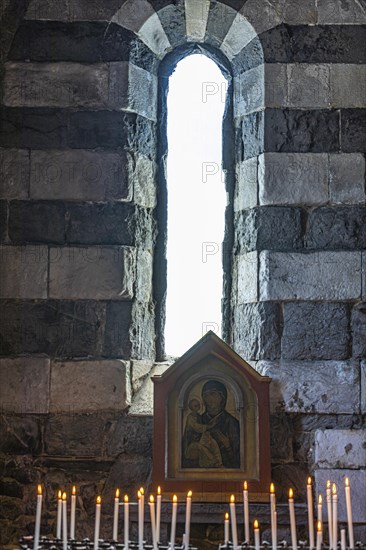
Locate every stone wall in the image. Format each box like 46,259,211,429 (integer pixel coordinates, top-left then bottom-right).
0,0,365,546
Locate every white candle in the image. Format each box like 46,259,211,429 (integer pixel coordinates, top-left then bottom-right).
317,495,323,544
124,495,129,550
156,486,162,544
139,488,144,550
332,484,337,550
70,485,76,540
326,480,333,549
341,529,346,550
229,495,238,550
224,512,229,545
184,490,192,550
307,477,315,549
113,488,120,541
62,492,67,550
56,490,62,540
288,488,297,550
254,519,260,550
345,477,354,549
243,481,249,544
94,496,101,550
316,521,322,550
33,485,42,550
170,495,178,550
149,495,158,550
270,483,277,550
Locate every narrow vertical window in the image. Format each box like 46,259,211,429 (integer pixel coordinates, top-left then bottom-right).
165,54,228,357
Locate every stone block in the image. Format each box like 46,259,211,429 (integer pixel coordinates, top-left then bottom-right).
265,108,340,153
234,251,258,303
258,152,329,206
155,3,186,49
314,469,366,523
185,0,210,41
131,300,156,360
131,360,154,394
135,250,153,303
50,360,131,413
206,2,238,49
234,158,258,211
265,63,287,108
234,65,264,117
128,363,169,415
0,300,105,358
231,36,264,76
259,251,362,301
221,9,257,58
25,0,123,21
107,415,153,456
65,203,136,246
364,251,366,300
317,0,366,24
282,0,317,24
315,429,366,469
129,152,157,208
0,358,50,414
0,416,41,455
3,62,109,108
287,64,330,109
306,207,366,250
282,302,351,360
238,111,264,160
341,109,366,153
232,301,282,361
0,245,48,298
8,201,65,244
256,360,359,414
330,64,366,108
0,149,29,199
30,149,130,201
49,246,136,300
0,202,7,242
361,361,366,413
352,303,366,359
329,153,366,204
103,301,133,359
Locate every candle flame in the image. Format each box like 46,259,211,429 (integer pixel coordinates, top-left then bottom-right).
157,486,161,495
173,494,177,503
97,495,101,504
124,495,129,503
72,485,76,496
270,483,275,494
254,519,259,529
138,490,141,498
62,492,67,501
225,512,229,520
37,484,42,495
140,487,144,495
327,480,331,489
332,483,337,495
288,488,293,499
318,494,322,504
230,494,235,503
149,495,154,503
187,490,192,498
345,477,349,487
58,490,62,499
115,488,120,498
307,477,312,485
317,521,322,533
243,481,248,491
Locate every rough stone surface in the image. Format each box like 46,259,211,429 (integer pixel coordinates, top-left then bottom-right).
265,63,287,108
129,152,157,208
131,300,156,360
258,153,329,206
50,360,131,413
0,415,41,454
0,201,7,242
107,415,153,456
259,251,362,301
0,148,29,199
238,111,264,160
282,302,351,360
8,200,65,243
232,302,282,361
234,157,258,211
341,109,366,153
362,361,366,413
128,362,169,415
25,0,123,21
287,64,330,109
49,246,136,300
157,4,186,49
314,429,366,469
30,149,130,201
0,245,48,298
364,251,366,301
185,0,210,41
234,65,264,116
131,360,154,394
206,2,238,49
330,64,366,108
256,360,360,414
234,251,258,303
329,153,366,204
314,469,366,523
0,300,105,358
317,0,366,24
352,303,366,359
0,358,50,414
103,301,133,359
306,207,366,250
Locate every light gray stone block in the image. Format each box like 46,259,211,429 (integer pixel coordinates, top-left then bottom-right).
185,0,210,41
30,150,131,201
287,64,330,109
49,246,136,300
235,251,258,303
240,0,283,37
361,361,366,413
0,149,29,199
363,252,366,300
0,358,50,414
281,0,317,24
329,153,366,204
135,249,153,303
317,0,366,24
314,469,366,523
256,360,360,414
130,153,156,208
3,62,109,108
131,360,154,394
50,360,131,413
315,429,366,469
265,63,287,108
129,362,170,416
259,251,362,301
234,66,264,117
258,153,329,206
235,158,258,211
330,64,366,108
0,245,48,298
221,11,257,58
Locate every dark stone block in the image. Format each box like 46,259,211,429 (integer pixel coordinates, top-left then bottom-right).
341,109,366,153
156,3,186,49
233,301,283,360
260,24,366,64
0,415,41,455
131,301,156,360
0,107,68,149
0,201,7,242
291,413,363,433
0,300,105,357
218,0,247,10
270,414,294,462
272,462,308,502
205,2,239,49
108,415,153,456
65,203,136,245
232,35,264,75
0,478,23,499
0,496,23,521
235,206,304,253
306,206,366,250
352,302,366,359
265,109,340,153
103,301,133,358
103,454,152,496
282,302,351,360
238,111,264,160
9,200,66,244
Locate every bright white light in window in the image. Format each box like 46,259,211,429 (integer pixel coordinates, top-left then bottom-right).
165,54,228,357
